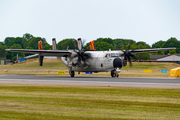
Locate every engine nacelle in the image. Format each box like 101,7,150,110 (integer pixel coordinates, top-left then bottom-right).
113,57,123,68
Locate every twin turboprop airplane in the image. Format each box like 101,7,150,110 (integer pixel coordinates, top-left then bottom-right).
6,38,175,77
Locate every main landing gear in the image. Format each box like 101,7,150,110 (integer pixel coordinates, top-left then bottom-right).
69,71,75,77
111,70,119,78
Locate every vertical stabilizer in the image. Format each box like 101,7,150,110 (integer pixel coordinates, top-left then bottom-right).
52,38,57,50
89,41,96,50
38,41,43,50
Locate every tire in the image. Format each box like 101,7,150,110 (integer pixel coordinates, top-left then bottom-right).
111,71,116,78
70,71,75,77
117,74,119,78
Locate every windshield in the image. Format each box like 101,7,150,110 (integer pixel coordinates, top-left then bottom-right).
111,53,119,57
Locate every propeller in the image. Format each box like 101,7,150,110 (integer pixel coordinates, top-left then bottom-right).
121,40,137,66
72,38,91,67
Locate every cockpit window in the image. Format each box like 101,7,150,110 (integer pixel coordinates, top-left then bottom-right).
111,53,119,57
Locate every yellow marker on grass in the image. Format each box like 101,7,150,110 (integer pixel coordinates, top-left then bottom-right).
57,71,65,75
144,70,152,73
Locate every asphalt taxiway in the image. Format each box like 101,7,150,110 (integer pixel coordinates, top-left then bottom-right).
0,75,180,88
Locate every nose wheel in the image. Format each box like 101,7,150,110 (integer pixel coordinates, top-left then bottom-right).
69,71,75,77
111,70,119,78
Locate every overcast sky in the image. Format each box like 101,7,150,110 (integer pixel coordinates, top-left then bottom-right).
0,0,180,46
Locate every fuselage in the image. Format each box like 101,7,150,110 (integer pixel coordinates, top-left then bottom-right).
61,51,124,72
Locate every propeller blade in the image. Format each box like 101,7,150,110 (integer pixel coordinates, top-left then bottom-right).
71,38,92,67
121,40,126,50
129,53,138,60
126,55,132,66
78,38,83,50
128,40,133,50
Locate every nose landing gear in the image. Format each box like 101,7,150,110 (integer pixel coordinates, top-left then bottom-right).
69,70,75,77
111,69,119,78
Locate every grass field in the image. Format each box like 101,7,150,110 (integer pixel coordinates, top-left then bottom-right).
1,60,180,119
0,58,180,77
0,84,180,120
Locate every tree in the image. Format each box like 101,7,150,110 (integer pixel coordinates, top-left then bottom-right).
4,37,27,49
163,37,180,54
136,41,150,49
23,33,33,41
96,38,114,45
4,37,16,47
169,49,176,54
95,42,114,51
26,37,48,49
152,40,165,48
7,44,23,61
0,44,6,57
113,39,136,50
57,39,77,50
0,42,5,46
22,33,33,49
43,43,52,50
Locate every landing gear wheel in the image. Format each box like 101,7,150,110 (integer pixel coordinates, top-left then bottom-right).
111,71,116,78
117,74,119,78
69,71,75,77
111,70,119,78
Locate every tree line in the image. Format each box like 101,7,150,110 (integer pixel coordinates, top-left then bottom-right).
0,33,179,61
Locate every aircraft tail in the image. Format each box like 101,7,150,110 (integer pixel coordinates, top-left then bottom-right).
89,41,96,50
52,38,57,50
38,41,43,50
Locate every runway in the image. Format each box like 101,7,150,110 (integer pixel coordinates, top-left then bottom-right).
0,75,180,88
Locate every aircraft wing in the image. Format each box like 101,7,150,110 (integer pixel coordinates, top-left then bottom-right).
5,49,71,57
129,48,176,54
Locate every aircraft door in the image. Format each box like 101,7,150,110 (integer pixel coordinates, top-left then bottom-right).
104,53,111,69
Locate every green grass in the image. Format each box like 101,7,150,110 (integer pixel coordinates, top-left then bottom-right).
0,58,67,69
0,84,180,119
121,62,180,70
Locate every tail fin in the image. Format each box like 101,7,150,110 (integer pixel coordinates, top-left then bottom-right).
89,41,96,50
38,41,43,50
52,38,57,50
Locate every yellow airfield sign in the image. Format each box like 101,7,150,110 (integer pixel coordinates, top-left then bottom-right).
57,71,65,75
144,70,152,73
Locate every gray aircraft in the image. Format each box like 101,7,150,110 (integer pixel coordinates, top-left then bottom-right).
6,38,175,77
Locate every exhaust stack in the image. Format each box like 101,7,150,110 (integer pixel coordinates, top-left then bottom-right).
52,38,57,50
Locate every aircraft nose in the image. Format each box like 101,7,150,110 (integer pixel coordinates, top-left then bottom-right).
113,57,122,68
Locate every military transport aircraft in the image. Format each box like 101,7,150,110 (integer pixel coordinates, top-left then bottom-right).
6,38,175,77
